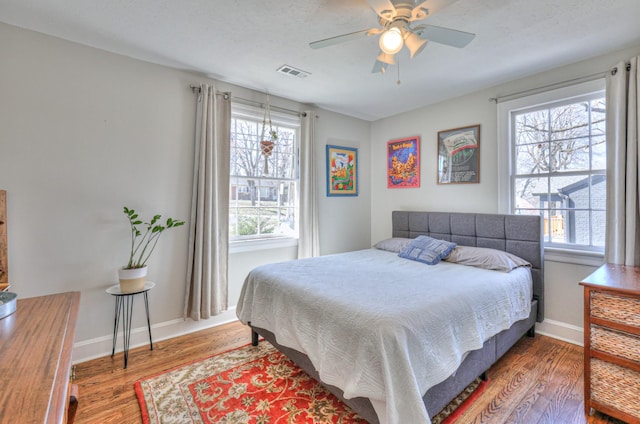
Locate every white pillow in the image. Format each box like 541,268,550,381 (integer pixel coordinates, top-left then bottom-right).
444,246,531,272
373,237,412,253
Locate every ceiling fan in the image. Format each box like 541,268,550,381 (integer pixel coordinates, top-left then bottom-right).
309,0,475,73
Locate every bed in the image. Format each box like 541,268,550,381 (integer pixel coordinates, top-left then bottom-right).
236,211,544,423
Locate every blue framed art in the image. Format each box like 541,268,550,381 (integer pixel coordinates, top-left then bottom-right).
326,145,358,197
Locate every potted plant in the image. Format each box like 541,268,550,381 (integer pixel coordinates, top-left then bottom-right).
259,94,277,175
260,129,277,175
118,206,185,293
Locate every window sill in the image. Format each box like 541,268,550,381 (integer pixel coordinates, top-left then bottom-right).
229,237,298,254
544,247,604,267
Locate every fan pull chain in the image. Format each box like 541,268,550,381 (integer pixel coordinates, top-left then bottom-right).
397,60,401,85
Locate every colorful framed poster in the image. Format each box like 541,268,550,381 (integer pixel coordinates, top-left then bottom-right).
326,145,358,196
387,136,420,188
437,125,480,184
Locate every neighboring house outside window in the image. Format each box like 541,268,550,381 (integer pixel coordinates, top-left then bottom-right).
498,79,606,265
229,104,300,248
532,175,605,246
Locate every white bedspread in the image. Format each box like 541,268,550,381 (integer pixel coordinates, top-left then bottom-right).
236,249,532,423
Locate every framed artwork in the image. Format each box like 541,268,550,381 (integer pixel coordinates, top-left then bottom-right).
387,136,420,188
326,145,358,196
437,125,480,184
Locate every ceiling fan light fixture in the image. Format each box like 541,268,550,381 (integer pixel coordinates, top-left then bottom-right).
405,32,428,59
376,51,396,65
372,60,388,73
379,27,403,54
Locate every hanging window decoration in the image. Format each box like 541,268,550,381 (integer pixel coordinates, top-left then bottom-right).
259,94,277,175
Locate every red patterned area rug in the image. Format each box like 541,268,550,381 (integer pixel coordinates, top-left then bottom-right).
135,342,488,423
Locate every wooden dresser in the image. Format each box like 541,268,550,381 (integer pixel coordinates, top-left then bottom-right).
580,264,640,423
0,292,81,423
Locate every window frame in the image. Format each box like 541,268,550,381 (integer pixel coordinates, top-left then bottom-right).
229,103,301,250
497,79,606,266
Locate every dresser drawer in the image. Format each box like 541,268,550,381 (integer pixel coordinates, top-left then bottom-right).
591,358,640,418
591,291,640,328
591,325,640,363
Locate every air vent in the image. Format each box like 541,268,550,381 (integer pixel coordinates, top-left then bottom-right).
276,65,311,79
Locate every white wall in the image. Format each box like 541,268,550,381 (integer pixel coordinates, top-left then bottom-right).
0,22,370,362
370,91,498,242
316,109,372,255
370,44,640,345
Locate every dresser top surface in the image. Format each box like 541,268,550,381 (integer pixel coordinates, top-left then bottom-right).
0,291,81,423
580,263,640,294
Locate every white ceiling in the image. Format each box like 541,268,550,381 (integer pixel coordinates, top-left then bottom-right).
1,0,639,121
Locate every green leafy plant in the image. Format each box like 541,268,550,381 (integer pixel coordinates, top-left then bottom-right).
123,206,185,269
237,214,276,236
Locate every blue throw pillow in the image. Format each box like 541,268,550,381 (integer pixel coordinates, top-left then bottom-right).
398,235,457,265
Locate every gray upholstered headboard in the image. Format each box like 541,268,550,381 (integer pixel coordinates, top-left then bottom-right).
392,211,544,322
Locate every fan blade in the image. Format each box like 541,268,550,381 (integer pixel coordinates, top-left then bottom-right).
415,24,475,48
411,0,462,21
367,0,396,22
309,28,378,49
372,60,389,74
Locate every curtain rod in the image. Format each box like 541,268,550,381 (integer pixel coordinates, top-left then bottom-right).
489,71,607,103
611,62,632,75
489,63,631,103
190,85,306,117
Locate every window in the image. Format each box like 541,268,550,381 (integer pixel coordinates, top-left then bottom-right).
498,80,606,256
229,104,299,243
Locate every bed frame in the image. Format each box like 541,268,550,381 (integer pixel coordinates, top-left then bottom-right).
251,211,544,423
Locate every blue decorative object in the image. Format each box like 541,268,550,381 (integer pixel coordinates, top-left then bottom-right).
398,235,457,265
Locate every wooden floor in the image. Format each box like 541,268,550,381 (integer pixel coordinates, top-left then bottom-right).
73,321,624,424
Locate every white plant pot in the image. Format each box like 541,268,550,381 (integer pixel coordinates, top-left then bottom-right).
118,266,147,293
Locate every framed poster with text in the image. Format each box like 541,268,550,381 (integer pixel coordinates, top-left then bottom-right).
387,136,420,188
437,125,480,184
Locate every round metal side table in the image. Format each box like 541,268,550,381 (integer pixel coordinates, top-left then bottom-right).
106,281,155,368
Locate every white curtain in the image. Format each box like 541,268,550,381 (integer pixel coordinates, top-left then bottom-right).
605,57,640,265
184,84,231,320
297,111,320,258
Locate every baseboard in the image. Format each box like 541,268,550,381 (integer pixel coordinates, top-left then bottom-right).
73,311,585,363
72,307,240,364
536,318,584,346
